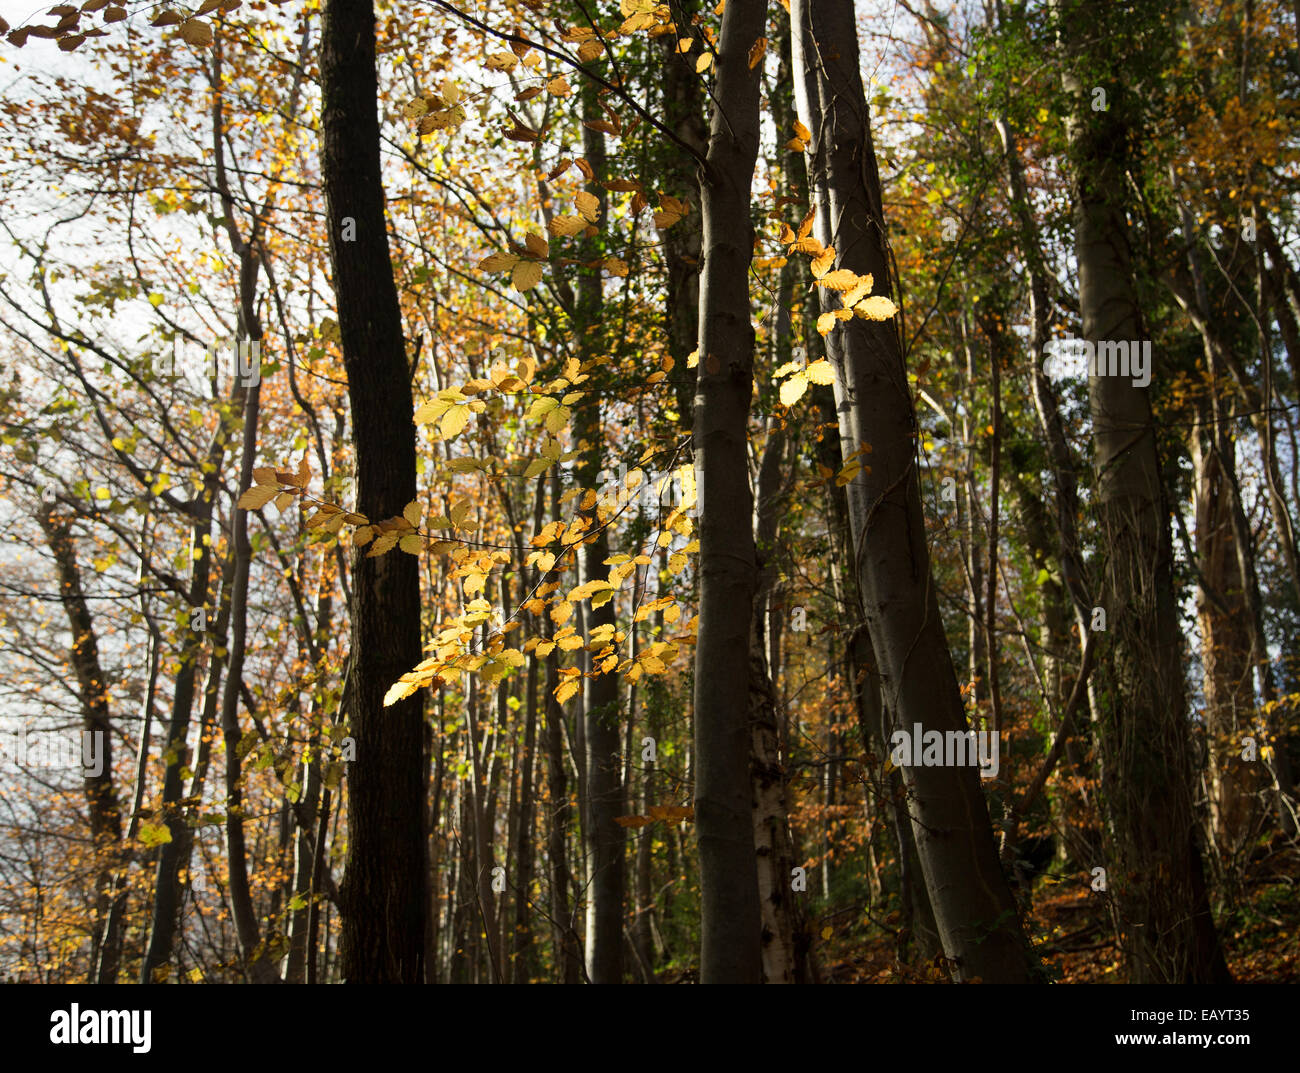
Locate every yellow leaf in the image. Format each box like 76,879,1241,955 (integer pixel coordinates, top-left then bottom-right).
547,215,588,237
842,276,875,307
815,269,860,292
237,484,277,510
403,501,422,528
545,405,571,434
816,311,839,335
821,926,833,941
399,534,422,554
854,295,898,320
252,466,278,485
383,678,421,706
805,359,835,385
747,37,767,69
578,38,603,62
555,679,580,705
480,251,518,272
368,530,400,557
528,396,559,421
793,119,812,141
551,600,574,625
779,375,810,407
696,52,712,73
810,246,836,278
512,261,543,292
450,499,473,530
440,404,471,439
575,191,600,223
274,491,296,512
602,257,629,277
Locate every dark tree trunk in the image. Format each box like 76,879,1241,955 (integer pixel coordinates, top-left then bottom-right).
692,0,768,984
321,0,426,983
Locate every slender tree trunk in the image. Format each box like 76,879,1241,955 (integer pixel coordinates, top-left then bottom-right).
321,0,425,982
37,507,123,983
792,0,1035,982
692,0,768,984
1057,0,1229,981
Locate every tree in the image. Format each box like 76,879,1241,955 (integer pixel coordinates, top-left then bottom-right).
320,0,427,983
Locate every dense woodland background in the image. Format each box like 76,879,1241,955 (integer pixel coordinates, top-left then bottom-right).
0,0,1296,985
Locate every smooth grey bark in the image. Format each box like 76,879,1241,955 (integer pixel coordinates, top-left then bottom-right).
692,0,768,984
792,0,1035,982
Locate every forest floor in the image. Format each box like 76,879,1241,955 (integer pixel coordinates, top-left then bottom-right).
818,844,1300,983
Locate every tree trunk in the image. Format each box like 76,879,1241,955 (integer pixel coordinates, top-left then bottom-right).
1058,0,1229,981
792,0,1035,982
691,0,768,985
321,0,426,982
37,506,123,983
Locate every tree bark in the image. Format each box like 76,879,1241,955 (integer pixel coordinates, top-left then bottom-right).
37,506,123,983
692,0,768,984
1057,0,1229,982
792,0,1035,982
321,0,426,983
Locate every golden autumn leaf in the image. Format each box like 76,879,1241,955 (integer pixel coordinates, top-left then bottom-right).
440,404,470,439
779,374,810,407
805,359,836,385
575,191,600,223
815,269,861,292
810,246,836,278
237,484,277,510
854,295,899,320
547,215,588,237
747,37,767,69
368,531,400,557
480,251,518,272
554,679,580,704
512,260,543,292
